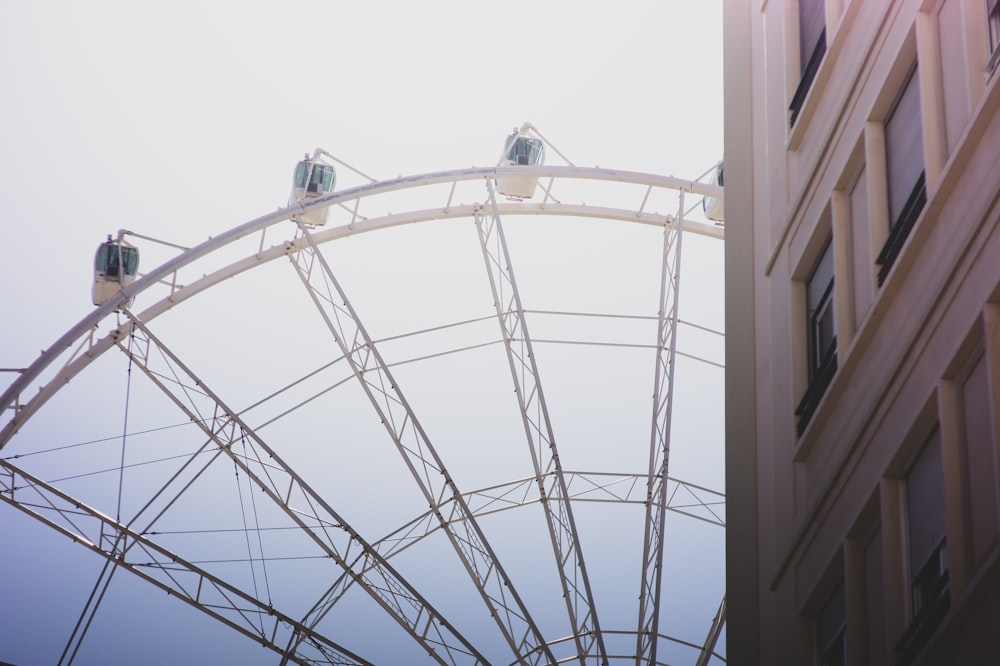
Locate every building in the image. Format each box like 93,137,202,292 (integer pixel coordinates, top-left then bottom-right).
723,0,1000,663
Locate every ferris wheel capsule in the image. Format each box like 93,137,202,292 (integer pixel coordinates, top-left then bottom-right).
92,235,139,307
702,161,725,222
497,128,545,199
289,151,336,227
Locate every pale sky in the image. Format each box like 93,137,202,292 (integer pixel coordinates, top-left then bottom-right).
0,2,724,664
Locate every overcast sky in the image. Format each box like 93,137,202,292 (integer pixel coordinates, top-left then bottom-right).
0,2,724,664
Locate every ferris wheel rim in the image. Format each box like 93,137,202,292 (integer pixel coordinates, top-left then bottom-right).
0,163,726,665
0,165,722,447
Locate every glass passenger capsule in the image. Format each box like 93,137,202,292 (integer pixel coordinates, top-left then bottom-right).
92,236,139,307
497,131,545,199
702,161,725,222
289,155,336,226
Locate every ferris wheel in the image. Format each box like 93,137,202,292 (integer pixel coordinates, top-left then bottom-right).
0,124,726,666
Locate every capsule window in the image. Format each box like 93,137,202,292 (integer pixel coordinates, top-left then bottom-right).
95,244,113,274
96,244,138,277
311,164,334,192
120,247,139,276
506,137,543,165
294,162,311,189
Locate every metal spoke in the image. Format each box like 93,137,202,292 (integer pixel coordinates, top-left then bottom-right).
287,224,557,665
0,460,368,666
635,194,686,665
285,468,726,662
695,596,726,666
114,312,486,665
474,178,607,665
58,433,227,665
0,163,724,664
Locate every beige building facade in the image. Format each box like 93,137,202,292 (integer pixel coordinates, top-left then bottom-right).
723,0,1000,663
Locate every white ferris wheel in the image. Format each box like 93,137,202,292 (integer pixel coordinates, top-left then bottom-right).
0,124,726,666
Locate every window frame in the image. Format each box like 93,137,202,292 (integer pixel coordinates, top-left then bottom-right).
807,242,836,382
957,347,1000,571
816,578,847,666
790,0,828,125
875,64,926,286
894,430,951,664
796,237,838,435
860,522,888,665
989,0,1000,61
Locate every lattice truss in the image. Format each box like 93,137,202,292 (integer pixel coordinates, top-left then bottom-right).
0,159,725,665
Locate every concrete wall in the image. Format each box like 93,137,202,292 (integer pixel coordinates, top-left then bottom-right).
725,0,1000,663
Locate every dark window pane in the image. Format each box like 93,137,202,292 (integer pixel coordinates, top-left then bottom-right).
807,240,834,305
506,137,543,165
807,239,836,378
864,526,887,665
121,247,138,276
886,67,924,226
294,162,309,189
815,299,836,361
790,29,826,126
310,164,334,192
817,580,847,666
897,429,951,662
961,352,1000,567
800,0,826,74
797,238,837,433
990,0,1000,53
95,244,112,273
907,430,946,574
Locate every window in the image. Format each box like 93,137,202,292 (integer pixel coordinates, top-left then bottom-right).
861,526,887,665
790,0,827,125
816,579,847,666
896,430,950,663
311,164,334,192
294,161,310,188
504,136,544,165
796,238,837,434
990,0,1000,61
959,351,1000,570
876,66,926,285
95,243,138,279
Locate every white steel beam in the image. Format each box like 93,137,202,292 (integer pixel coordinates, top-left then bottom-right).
287,224,557,665
0,460,369,666
474,179,607,665
0,164,725,664
113,314,487,665
635,195,687,665
695,596,726,666
1,165,722,449
287,466,727,663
